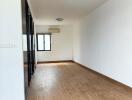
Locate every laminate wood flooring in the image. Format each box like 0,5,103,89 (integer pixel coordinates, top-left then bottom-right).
27,62,132,100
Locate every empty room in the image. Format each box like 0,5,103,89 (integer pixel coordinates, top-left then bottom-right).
1,0,132,100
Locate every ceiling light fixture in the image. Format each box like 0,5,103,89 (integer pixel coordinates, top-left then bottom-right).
56,18,64,21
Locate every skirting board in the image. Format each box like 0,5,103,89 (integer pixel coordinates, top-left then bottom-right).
73,61,132,91
37,60,73,64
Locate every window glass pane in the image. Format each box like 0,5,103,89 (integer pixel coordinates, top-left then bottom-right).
45,35,51,50
38,35,44,50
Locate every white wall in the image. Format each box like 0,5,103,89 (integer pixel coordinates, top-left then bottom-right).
0,0,25,100
36,25,73,62
73,0,132,87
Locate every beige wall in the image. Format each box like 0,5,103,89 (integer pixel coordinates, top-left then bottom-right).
73,0,132,87
36,25,73,62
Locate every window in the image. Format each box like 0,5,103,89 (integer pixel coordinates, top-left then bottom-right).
23,34,27,51
37,33,51,51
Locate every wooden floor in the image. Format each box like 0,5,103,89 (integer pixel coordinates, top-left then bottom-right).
27,62,132,100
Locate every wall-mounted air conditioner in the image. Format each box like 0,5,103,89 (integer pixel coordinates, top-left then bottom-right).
48,28,60,33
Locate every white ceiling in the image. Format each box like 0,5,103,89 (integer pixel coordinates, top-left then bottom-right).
28,0,106,25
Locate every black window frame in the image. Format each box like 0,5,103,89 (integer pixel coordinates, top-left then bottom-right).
36,33,51,51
